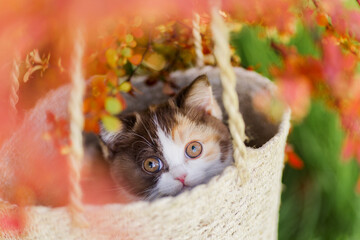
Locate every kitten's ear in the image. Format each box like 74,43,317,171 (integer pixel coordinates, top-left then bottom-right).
175,75,222,119
99,113,138,160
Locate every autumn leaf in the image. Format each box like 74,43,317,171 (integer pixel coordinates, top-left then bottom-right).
43,111,70,155
121,47,132,58
129,54,142,65
316,12,328,27
105,97,123,114
101,115,122,132
225,0,298,35
118,81,132,92
277,76,312,121
285,144,304,169
143,52,166,71
23,49,50,83
322,36,357,98
105,48,118,69
131,27,144,38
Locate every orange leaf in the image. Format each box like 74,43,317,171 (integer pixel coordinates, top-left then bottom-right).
84,117,100,133
132,27,144,38
316,13,328,26
129,54,142,65
83,98,92,114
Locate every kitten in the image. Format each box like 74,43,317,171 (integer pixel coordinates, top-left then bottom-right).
99,75,233,200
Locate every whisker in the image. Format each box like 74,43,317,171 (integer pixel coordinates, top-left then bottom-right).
132,132,153,148
132,140,152,148
139,117,156,145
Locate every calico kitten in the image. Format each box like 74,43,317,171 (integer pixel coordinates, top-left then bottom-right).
100,75,233,200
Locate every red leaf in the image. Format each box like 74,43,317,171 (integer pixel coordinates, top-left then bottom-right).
225,0,298,35
342,135,356,160
285,144,304,170
322,37,357,98
277,76,311,121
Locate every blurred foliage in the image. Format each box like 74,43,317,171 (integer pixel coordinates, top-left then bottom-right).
279,102,360,239
230,14,360,239
231,26,282,78
288,24,321,58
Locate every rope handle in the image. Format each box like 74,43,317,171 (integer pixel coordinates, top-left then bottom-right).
191,1,248,182
10,54,20,114
4,35,88,226
67,29,88,227
192,12,204,68
0,54,19,206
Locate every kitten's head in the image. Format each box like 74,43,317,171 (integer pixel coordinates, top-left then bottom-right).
100,75,233,200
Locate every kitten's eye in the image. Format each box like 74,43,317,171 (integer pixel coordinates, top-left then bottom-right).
143,157,163,173
185,141,203,159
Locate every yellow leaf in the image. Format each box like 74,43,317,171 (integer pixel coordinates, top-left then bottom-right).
119,82,132,92
105,48,118,69
143,52,166,71
101,115,122,132
105,97,123,114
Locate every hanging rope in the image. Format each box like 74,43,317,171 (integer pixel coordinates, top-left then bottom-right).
10,54,20,114
192,12,204,67
67,29,88,227
210,1,248,179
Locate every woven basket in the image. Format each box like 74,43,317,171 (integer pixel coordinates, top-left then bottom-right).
1,66,290,239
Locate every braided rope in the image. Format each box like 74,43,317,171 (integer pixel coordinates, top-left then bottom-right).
210,3,248,176
10,54,20,114
67,30,88,227
192,12,204,67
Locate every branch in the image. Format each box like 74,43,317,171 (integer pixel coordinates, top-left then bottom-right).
126,30,152,82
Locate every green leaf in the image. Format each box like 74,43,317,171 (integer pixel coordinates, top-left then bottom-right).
101,115,122,132
105,97,122,114
288,24,321,58
125,34,134,43
121,47,132,57
231,26,282,78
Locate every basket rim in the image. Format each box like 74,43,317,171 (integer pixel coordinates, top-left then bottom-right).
20,66,291,213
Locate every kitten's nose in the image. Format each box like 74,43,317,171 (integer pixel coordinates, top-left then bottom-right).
176,174,187,185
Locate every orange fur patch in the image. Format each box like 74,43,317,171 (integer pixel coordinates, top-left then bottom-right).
171,114,221,162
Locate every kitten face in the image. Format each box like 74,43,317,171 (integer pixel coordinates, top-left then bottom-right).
100,75,233,200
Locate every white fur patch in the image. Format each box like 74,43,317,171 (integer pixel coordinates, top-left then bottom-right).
154,119,231,197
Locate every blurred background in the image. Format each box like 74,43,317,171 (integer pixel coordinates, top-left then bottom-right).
1,0,360,238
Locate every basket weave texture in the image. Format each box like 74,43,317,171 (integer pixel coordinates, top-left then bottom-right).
0,67,290,240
